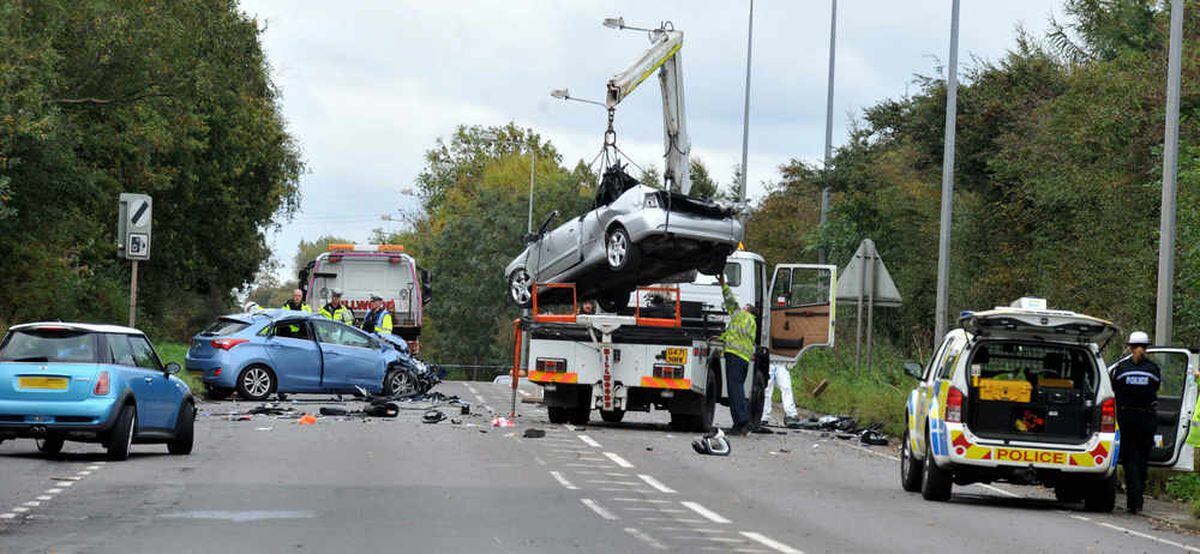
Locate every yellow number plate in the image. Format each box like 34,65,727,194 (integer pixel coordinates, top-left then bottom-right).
665,348,688,365
18,376,68,390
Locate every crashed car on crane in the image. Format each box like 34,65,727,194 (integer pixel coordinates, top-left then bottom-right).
506,19,744,311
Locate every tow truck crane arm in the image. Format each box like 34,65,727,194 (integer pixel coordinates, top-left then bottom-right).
605,24,691,195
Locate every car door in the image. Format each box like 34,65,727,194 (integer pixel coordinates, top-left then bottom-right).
313,320,383,391
132,335,187,429
1144,347,1199,471
765,264,837,365
124,335,174,430
262,319,323,392
107,334,160,431
534,215,585,279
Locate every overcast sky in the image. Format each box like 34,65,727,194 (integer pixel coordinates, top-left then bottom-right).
239,0,1063,279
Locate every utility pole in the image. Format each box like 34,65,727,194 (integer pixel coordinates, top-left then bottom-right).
738,0,755,201
527,147,537,234
818,0,837,265
934,0,960,344
1155,0,1184,345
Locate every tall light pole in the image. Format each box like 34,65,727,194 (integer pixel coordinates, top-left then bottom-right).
1155,0,1184,345
818,0,837,265
738,0,755,201
934,0,960,344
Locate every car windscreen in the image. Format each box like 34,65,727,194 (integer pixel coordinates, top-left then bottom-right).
0,329,100,363
201,318,250,336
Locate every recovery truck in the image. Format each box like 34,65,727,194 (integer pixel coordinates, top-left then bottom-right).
522,251,836,430
299,243,432,351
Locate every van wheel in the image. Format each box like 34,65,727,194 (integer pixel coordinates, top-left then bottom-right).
900,428,924,492
106,405,136,461
1083,477,1116,512
548,407,569,424
569,406,591,426
168,403,195,455
36,436,65,455
600,410,625,423
920,431,952,501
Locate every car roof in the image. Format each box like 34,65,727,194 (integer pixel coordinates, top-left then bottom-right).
10,322,145,335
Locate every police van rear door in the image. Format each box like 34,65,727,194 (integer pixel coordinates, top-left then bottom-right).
1145,347,1198,471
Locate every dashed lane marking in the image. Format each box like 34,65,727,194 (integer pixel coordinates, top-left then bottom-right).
603,452,634,468
36,496,52,501
740,531,804,554
518,389,531,397
44,489,62,494
624,527,669,550
585,479,641,486
580,498,619,521
578,435,602,448
611,497,672,504
12,507,29,513
23,501,40,507
549,471,579,490
681,501,731,524
0,513,15,520
599,488,653,493
1069,515,1200,553
637,474,677,494
978,483,1021,498
621,507,688,514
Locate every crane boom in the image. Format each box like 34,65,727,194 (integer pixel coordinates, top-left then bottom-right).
606,28,691,195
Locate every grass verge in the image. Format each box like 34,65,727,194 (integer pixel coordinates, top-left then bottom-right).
789,344,912,438
156,341,205,394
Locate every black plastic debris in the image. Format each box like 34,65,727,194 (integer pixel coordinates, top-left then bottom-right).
422,409,446,424
692,429,731,456
522,428,546,438
860,427,890,446
319,406,349,416
364,402,400,418
247,404,294,416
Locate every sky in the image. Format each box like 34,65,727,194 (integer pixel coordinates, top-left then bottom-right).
238,0,1064,280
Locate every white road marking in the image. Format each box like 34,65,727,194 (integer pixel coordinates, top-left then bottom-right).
466,384,478,394
550,471,579,490
0,513,15,520
1067,515,1200,553
681,501,731,524
624,527,669,550
23,501,39,507
637,474,677,494
580,498,619,521
564,463,610,468
532,455,547,466
978,483,1021,498
741,531,804,554
473,393,486,403
585,479,641,486
639,516,706,524
12,507,29,513
564,424,577,431
604,452,634,468
36,496,52,501
578,435,602,448
600,488,652,493
611,497,672,504
623,507,688,514
86,465,100,470
76,470,91,476
45,489,62,494
657,526,726,533
572,456,608,462
604,472,631,477
53,482,73,487
677,536,747,543
518,389,531,397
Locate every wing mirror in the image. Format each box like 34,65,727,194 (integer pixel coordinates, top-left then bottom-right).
903,362,924,380
165,361,182,375
524,210,560,244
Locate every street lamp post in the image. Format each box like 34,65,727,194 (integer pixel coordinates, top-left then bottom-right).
1155,0,1184,345
818,0,837,265
738,0,755,201
934,0,961,345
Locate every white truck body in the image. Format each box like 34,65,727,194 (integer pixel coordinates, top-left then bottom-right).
300,244,431,345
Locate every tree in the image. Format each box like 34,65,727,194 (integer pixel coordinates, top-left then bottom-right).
293,236,354,274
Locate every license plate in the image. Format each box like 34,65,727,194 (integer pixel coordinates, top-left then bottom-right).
18,376,68,390
665,347,688,365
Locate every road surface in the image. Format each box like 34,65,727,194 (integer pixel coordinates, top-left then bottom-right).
2,381,1199,553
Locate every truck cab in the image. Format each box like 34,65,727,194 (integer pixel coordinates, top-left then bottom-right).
901,297,1197,512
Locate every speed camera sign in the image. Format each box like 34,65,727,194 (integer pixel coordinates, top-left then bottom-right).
118,193,152,260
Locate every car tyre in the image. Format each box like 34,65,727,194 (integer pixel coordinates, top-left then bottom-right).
605,226,639,272
1083,477,1116,512
698,365,720,432
106,404,136,462
600,410,625,423
920,430,952,501
900,427,924,492
384,369,413,396
168,402,194,455
547,406,570,424
36,436,65,456
1054,479,1084,504
236,365,276,401
598,290,632,313
508,268,534,308
569,406,590,426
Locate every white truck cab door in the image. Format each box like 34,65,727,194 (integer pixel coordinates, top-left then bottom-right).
765,264,837,366
1145,347,1198,471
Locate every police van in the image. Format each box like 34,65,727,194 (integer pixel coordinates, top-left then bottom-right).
901,297,1197,511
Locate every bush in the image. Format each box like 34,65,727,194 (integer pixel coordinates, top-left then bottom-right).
790,343,913,437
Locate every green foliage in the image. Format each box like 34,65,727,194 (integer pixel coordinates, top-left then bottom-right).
292,235,353,274
789,343,912,437
0,1,302,338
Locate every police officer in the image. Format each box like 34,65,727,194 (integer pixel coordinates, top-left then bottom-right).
1111,331,1160,514
319,289,354,325
281,289,311,313
720,276,757,436
360,295,393,335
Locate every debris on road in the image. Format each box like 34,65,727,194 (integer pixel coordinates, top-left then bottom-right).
691,429,731,456
522,428,546,438
811,379,830,398
297,414,317,425
422,410,446,424
319,406,349,416
491,416,515,428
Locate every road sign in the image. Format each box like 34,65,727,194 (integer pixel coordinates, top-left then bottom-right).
836,239,902,374
117,193,152,261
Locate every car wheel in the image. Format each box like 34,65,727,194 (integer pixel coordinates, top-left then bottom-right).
600,410,625,423
384,369,413,396
236,365,275,401
605,226,639,271
920,429,952,501
508,268,533,307
1083,476,1116,512
168,402,195,455
598,290,632,313
106,404,136,461
547,406,570,424
36,435,64,455
1054,479,1084,504
900,427,924,492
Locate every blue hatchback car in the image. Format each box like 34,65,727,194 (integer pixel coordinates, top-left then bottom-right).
0,322,194,460
186,310,409,400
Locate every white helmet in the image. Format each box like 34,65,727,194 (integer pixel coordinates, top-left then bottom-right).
1127,331,1151,346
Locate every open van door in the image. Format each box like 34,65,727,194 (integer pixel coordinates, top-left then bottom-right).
1145,347,1199,471
765,264,836,365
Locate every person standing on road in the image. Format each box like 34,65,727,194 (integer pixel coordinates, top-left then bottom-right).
720,275,757,436
281,289,311,313
1111,331,1161,514
319,289,355,326
361,295,393,335
759,362,801,428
